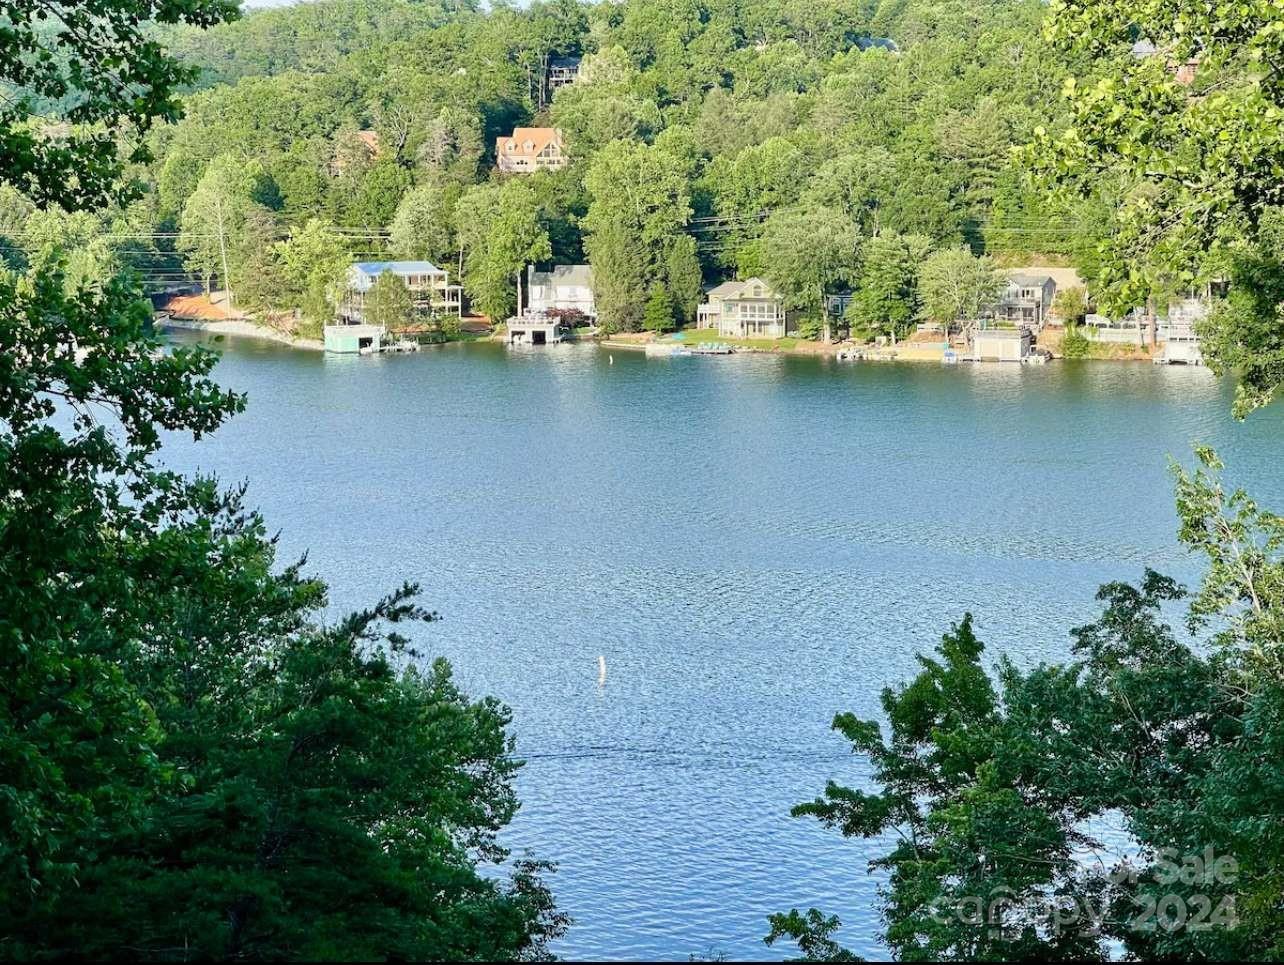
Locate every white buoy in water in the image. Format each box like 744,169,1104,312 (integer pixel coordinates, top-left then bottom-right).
598,655,607,685
609,355,614,365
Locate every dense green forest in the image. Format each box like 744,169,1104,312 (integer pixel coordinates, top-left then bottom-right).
0,0,1108,338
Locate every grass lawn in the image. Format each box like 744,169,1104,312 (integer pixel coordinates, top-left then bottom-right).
670,327,803,352
444,329,492,343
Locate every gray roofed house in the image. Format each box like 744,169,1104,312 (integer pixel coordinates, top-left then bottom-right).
548,56,582,93
990,271,1057,331
857,36,900,53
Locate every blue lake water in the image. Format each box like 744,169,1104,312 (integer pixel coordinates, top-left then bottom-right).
160,334,1284,960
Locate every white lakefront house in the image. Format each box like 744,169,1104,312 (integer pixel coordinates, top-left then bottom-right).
507,264,597,346
526,264,596,319
325,261,463,354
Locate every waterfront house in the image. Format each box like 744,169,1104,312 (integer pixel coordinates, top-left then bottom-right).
697,277,787,339
496,127,568,174
338,261,463,324
973,326,1033,362
527,264,596,319
991,272,1057,331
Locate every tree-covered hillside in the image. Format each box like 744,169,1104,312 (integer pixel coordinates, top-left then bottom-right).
3,0,1104,336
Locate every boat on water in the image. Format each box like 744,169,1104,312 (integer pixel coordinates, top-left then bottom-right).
691,342,734,355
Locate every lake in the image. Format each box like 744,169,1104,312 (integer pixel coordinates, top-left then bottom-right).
160,334,1284,960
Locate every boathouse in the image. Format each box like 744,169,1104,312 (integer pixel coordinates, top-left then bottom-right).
324,323,384,354
506,311,564,346
972,327,1033,362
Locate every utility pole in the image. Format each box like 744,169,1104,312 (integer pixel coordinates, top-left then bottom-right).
215,196,232,310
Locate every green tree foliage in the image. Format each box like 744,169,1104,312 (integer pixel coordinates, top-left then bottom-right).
1033,0,1284,415
705,136,813,271
1191,207,1284,419
162,1,475,88
846,231,933,340
0,4,565,958
550,45,662,157
760,205,861,341
919,246,1005,333
1060,323,1090,359
389,183,455,263
364,269,417,332
178,154,279,298
1051,284,1087,325
270,218,352,328
774,449,1284,960
0,271,238,927
5,0,1084,339
643,283,675,333
584,139,696,332
0,269,566,958
456,179,552,321
330,153,412,231
0,0,239,208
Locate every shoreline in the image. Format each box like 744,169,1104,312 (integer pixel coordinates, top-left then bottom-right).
159,316,325,352
160,317,1167,366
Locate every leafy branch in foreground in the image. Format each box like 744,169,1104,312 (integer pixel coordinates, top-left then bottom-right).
0,0,240,207
772,451,1284,961
0,268,565,958
1030,0,1284,417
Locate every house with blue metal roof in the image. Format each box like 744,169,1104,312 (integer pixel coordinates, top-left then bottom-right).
339,260,463,324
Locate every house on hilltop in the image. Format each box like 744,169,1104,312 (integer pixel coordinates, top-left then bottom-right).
548,56,581,94
496,127,568,174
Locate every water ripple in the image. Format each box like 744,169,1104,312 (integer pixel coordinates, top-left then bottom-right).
159,336,1284,960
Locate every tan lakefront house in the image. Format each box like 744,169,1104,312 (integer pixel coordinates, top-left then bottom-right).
496,127,568,173
698,277,788,338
